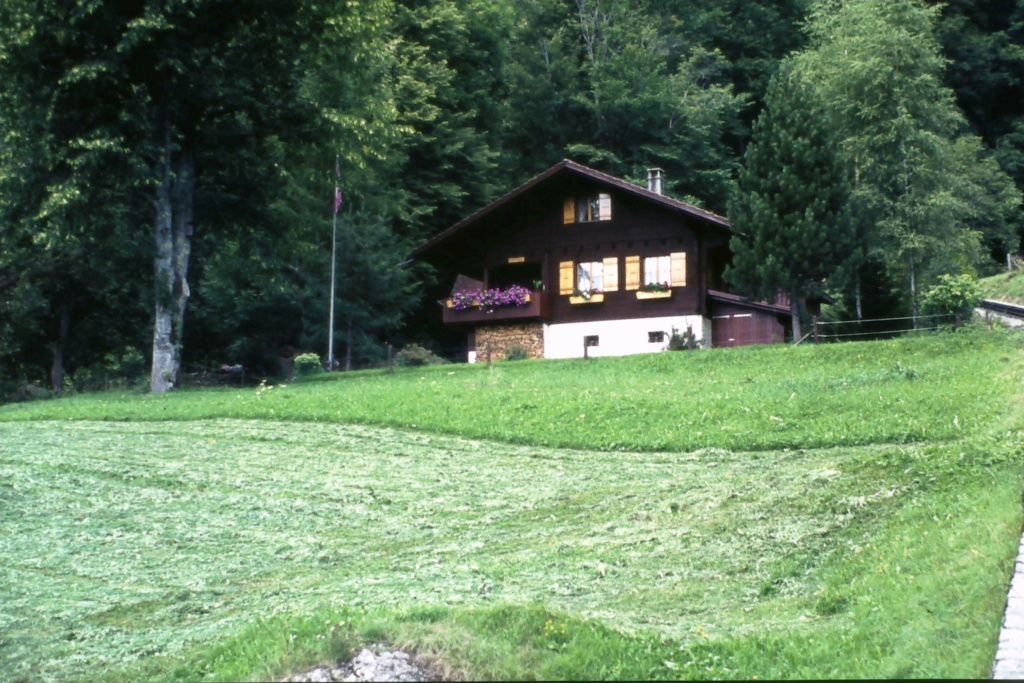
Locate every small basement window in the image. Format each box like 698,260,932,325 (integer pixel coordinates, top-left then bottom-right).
648,331,665,343
584,335,600,347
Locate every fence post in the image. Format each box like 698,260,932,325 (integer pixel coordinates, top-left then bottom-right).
486,341,492,369
583,337,589,360
812,315,819,344
387,343,394,374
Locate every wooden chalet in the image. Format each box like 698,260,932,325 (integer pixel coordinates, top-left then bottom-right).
413,159,791,361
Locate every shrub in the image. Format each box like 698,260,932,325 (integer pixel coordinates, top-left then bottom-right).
293,353,323,376
395,344,447,366
667,326,699,351
504,345,529,361
923,273,982,328
70,347,149,391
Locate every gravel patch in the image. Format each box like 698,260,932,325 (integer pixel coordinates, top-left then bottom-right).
283,646,442,682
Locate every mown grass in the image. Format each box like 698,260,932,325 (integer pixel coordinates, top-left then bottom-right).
1,329,1022,681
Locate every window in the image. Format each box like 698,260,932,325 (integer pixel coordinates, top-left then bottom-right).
577,261,604,292
563,194,612,223
648,331,665,343
559,257,618,295
643,256,671,287
584,335,600,347
625,252,687,290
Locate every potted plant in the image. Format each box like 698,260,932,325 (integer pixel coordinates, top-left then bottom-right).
446,285,532,312
569,288,604,304
636,282,672,299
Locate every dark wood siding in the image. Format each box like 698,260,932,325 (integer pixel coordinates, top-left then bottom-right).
479,181,729,324
710,302,786,347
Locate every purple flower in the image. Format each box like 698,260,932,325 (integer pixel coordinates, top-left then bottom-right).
452,285,531,312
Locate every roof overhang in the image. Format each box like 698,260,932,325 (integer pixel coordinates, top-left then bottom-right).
413,159,735,267
709,289,792,315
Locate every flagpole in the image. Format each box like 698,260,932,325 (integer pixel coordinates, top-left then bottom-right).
327,205,337,371
327,157,341,371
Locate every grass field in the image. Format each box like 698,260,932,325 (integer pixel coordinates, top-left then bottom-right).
2,329,1023,680
981,270,1024,305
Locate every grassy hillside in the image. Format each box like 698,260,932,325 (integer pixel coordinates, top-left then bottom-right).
1,330,1015,452
1,330,1022,681
980,270,1024,305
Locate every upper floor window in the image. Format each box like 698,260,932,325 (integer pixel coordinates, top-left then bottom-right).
563,193,612,224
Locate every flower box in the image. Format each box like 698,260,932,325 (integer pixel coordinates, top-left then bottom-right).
445,294,531,309
636,289,672,300
569,294,604,304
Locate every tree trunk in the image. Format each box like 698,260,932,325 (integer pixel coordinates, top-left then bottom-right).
51,301,70,393
344,320,353,371
150,123,196,393
172,143,195,356
855,274,863,320
790,295,802,342
908,256,919,330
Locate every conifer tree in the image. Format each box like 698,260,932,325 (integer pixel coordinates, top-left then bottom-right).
725,61,855,340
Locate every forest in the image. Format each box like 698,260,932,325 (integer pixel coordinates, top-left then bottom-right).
1,0,1022,393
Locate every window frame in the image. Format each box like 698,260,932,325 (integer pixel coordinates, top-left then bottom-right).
576,260,605,292
643,255,672,287
564,193,612,223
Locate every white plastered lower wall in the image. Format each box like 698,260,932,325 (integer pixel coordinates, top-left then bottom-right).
543,315,709,359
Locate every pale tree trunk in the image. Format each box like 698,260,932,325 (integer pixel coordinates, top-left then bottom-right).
908,255,919,330
150,124,196,393
51,301,70,393
855,274,863,320
344,320,353,371
790,295,802,343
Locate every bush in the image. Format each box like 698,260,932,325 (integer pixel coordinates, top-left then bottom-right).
293,353,323,376
394,344,447,367
504,345,529,361
923,273,982,328
70,347,149,392
667,326,699,351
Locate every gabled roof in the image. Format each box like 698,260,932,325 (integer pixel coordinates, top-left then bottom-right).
414,159,733,261
708,289,791,316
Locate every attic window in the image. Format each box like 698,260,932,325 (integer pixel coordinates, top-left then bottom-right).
563,193,612,224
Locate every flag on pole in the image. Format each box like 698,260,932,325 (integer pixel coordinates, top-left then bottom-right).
333,156,343,215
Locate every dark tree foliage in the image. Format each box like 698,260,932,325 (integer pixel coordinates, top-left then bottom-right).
931,0,1024,250
2,0,1023,391
725,61,855,339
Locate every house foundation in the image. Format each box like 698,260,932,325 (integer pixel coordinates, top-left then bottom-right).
471,322,545,362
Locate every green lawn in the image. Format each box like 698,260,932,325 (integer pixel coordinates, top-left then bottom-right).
980,270,1024,305
1,329,1022,680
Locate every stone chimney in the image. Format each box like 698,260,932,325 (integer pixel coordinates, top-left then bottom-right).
647,168,664,195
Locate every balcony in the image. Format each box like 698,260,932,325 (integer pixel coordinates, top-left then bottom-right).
443,290,550,325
